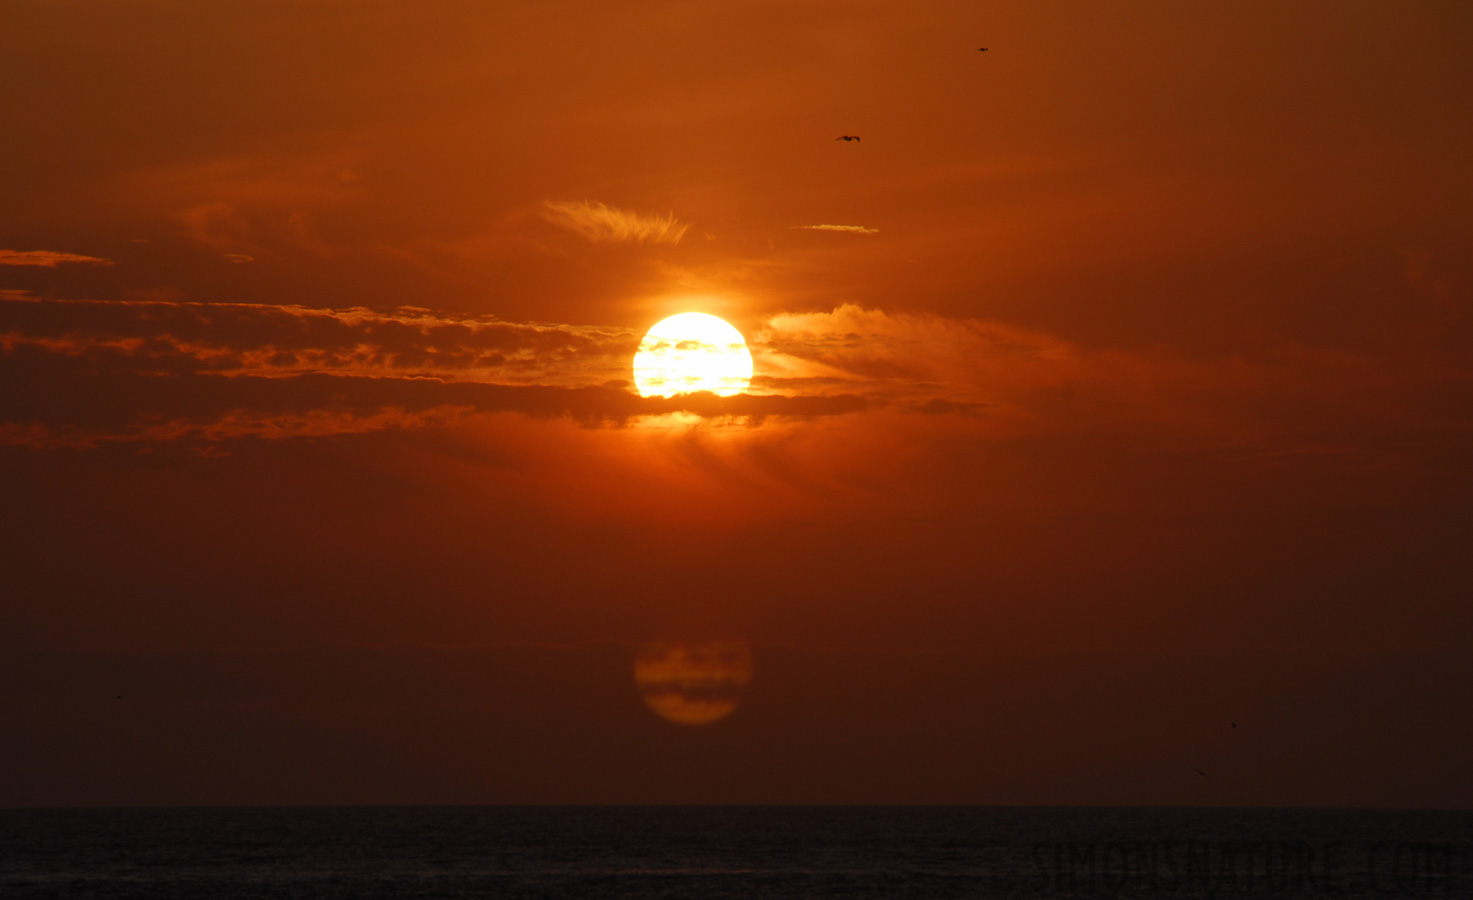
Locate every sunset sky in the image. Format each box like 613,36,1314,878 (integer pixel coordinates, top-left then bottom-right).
3,0,1471,808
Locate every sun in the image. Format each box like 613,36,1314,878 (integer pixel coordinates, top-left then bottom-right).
634,641,754,725
632,312,753,398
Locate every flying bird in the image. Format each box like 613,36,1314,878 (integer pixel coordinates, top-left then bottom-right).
1231,721,1238,728
836,135,860,142
1195,768,1209,777
978,47,988,51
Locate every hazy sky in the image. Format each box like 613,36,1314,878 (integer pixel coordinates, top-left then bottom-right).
2,0,1471,807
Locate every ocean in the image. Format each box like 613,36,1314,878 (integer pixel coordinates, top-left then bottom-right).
1,806,1468,898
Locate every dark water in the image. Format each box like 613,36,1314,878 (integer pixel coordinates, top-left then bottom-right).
1,806,1468,898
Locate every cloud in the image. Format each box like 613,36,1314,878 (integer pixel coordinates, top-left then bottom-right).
0,296,867,449
0,250,115,267
798,225,878,235
176,202,257,255
750,304,1473,470
753,304,1075,408
0,295,639,386
3,296,1467,474
0,405,469,451
0,366,866,450
541,200,688,245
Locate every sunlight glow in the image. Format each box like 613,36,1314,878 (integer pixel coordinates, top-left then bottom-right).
632,312,753,398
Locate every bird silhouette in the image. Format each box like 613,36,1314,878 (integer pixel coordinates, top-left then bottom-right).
836,135,860,142
1195,768,1209,777
1231,721,1238,728
978,47,989,52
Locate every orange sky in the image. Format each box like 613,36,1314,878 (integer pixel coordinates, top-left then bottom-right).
2,0,1471,807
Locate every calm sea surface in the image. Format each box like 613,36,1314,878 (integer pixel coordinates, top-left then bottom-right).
1,806,1468,899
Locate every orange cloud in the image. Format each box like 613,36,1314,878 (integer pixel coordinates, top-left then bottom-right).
751,304,1473,472
541,200,688,245
3,295,1466,484
798,225,878,235
176,202,256,255
753,304,1074,405
0,296,640,386
0,373,864,453
0,250,114,267
0,405,475,452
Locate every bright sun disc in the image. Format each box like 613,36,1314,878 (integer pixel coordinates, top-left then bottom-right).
632,312,753,398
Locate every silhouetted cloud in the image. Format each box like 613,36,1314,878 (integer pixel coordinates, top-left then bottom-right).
3,296,1467,470
0,296,638,385
0,295,880,448
0,362,867,449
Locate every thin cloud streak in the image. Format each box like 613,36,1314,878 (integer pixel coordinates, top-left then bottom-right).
798,225,878,234
0,296,639,386
541,200,689,245
0,369,868,450
0,250,115,267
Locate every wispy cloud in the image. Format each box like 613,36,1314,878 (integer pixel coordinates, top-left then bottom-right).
752,304,1073,410
0,296,639,386
0,250,115,267
749,304,1473,469
4,295,1461,468
541,200,688,245
0,370,865,451
0,405,472,452
798,224,878,235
